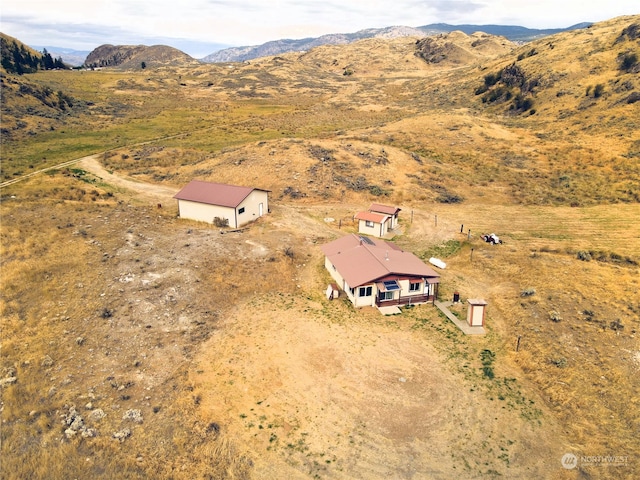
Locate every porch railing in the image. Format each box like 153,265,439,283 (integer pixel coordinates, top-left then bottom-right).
375,294,434,307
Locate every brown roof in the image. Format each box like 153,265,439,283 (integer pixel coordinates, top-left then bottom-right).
354,211,387,223
174,180,267,208
369,203,401,215
321,234,439,287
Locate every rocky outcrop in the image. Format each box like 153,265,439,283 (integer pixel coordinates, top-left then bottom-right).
84,44,198,69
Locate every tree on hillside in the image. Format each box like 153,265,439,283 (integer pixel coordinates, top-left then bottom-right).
42,48,55,70
0,38,68,74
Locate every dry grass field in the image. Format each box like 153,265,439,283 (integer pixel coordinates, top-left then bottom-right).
1,15,639,480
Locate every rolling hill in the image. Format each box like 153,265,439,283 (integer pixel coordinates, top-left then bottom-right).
84,44,199,69
1,14,639,480
202,22,591,63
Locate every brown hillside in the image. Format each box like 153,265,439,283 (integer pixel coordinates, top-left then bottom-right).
295,32,514,77
84,44,199,69
415,30,513,65
1,15,639,480
0,32,43,59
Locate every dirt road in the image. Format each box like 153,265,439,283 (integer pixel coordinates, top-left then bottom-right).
79,155,180,202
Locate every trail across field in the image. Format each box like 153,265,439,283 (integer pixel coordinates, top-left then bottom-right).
79,155,180,202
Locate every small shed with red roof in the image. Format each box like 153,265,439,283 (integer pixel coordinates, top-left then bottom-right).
355,203,401,238
174,180,269,228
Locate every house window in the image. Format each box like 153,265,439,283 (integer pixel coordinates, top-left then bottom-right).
238,207,245,214
365,220,374,227
380,291,394,301
359,286,373,297
409,282,421,292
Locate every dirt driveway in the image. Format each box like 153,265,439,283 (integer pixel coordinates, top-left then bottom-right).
80,155,180,202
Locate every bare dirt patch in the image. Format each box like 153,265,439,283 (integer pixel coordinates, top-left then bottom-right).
79,155,180,203
189,296,566,479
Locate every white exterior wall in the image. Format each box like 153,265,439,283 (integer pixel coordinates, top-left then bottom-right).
236,190,269,227
358,219,380,237
178,190,268,228
424,282,433,296
398,279,411,297
397,279,417,298
324,257,376,307
467,304,486,326
324,257,345,287
357,220,388,238
178,200,236,227
354,283,377,307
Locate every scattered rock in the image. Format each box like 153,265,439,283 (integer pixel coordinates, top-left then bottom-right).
0,376,17,388
81,428,98,438
122,409,143,423
41,355,54,368
89,408,106,421
63,406,84,432
112,428,131,442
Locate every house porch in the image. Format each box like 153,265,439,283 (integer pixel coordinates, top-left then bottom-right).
375,294,435,308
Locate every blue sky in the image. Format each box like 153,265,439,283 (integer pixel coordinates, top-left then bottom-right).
1,1,638,58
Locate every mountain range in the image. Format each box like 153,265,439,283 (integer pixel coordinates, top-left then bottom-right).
33,22,591,66
202,22,590,63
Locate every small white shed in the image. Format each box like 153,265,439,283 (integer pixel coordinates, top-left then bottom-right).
467,299,487,327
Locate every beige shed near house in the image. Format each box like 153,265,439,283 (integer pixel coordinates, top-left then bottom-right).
355,203,401,238
467,299,488,327
174,180,269,228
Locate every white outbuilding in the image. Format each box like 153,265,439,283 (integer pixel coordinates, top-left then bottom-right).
174,180,269,228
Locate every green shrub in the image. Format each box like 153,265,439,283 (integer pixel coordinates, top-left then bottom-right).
484,71,501,87
576,250,592,261
213,217,229,228
619,52,638,72
593,84,605,98
480,349,496,379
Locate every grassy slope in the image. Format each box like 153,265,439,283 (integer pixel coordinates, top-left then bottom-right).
1,14,639,480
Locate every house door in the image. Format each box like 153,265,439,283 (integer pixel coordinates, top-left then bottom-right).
259,203,264,216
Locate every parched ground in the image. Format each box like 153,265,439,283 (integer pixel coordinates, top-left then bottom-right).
2,153,638,479
189,295,568,479
42,162,574,477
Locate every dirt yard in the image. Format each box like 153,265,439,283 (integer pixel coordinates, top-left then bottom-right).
3,159,637,479
69,162,574,478
189,296,571,479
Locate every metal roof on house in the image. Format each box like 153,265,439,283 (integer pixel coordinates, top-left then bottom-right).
354,211,388,223
173,180,267,208
321,234,439,288
369,203,401,215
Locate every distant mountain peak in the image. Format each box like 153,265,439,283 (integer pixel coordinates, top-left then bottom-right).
201,22,590,63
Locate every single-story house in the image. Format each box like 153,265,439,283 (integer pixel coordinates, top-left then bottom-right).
321,233,440,308
355,203,401,238
174,180,269,228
